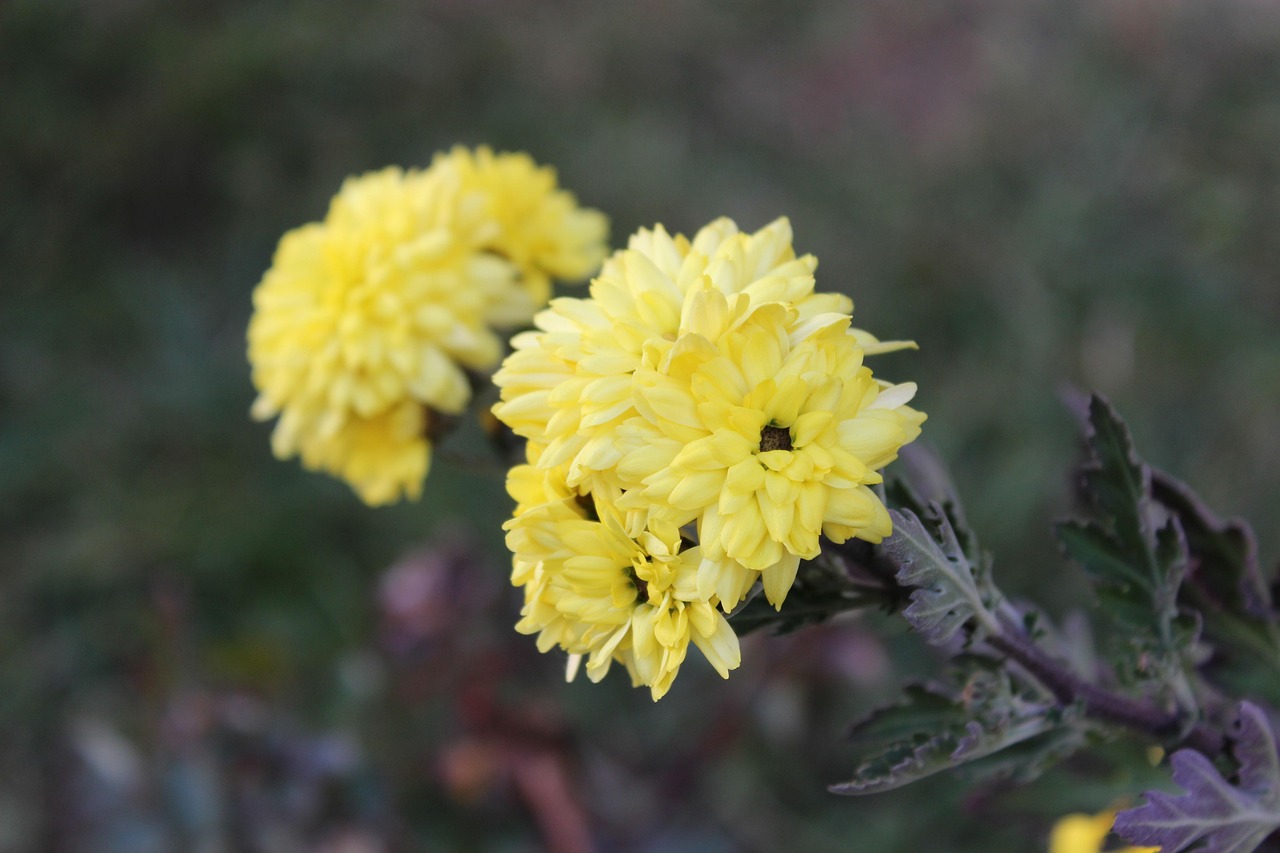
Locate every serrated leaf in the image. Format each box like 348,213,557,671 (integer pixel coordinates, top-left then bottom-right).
1056,395,1196,693
841,684,970,755
953,725,1088,787
1150,470,1280,702
884,443,981,565
1114,702,1280,853
831,664,1061,795
1059,395,1185,610
884,504,1001,645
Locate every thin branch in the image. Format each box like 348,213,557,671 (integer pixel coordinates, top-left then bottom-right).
985,617,1223,757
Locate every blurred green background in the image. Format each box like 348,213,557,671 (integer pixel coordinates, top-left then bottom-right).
4,0,1280,850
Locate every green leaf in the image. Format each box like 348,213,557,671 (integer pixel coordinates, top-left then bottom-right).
884,504,1002,645
831,662,1065,795
1057,520,1151,591
1055,395,1196,696
953,725,1088,787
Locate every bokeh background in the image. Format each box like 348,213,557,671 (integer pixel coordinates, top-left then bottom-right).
5,0,1280,850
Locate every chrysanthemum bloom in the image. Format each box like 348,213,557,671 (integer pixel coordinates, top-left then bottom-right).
249,155,607,505
504,481,740,701
1048,810,1157,853
431,146,609,305
492,217,901,493
616,290,925,608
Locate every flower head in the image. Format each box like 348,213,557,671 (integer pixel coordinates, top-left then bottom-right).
495,214,922,694
617,293,924,607
249,153,607,504
432,146,609,305
505,470,740,701
492,217,885,493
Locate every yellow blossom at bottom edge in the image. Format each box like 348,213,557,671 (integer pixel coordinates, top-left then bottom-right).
1047,810,1158,853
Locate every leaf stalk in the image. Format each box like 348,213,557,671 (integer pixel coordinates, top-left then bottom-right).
985,614,1223,757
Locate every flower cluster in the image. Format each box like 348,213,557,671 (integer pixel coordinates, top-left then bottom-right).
495,218,925,699
247,148,607,505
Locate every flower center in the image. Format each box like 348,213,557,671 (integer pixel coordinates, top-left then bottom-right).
627,563,651,602
759,424,793,453
574,492,599,521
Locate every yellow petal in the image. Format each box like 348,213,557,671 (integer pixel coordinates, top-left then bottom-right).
759,491,795,543
791,410,834,447
691,613,741,678
762,552,801,608
669,469,727,510
725,458,766,495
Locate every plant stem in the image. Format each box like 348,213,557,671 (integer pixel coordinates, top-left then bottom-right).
985,618,1224,756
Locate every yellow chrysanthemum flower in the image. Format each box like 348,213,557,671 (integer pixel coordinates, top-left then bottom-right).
504,482,740,701
617,291,925,608
432,146,609,305
1048,810,1158,853
249,166,522,504
492,216,899,493
249,153,608,505
496,214,922,686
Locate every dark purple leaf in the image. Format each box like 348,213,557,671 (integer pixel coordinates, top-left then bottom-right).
1114,702,1280,853
1152,468,1272,620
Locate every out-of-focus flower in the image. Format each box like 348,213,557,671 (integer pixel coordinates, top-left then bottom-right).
249,152,607,505
432,146,609,305
1048,810,1158,853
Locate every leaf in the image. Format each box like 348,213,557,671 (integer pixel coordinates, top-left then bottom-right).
1114,702,1280,853
952,725,1088,787
831,662,1063,795
1055,395,1196,692
884,442,981,565
884,504,1001,645
1150,470,1280,702
1153,469,1272,619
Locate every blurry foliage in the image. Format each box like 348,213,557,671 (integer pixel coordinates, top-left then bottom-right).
3,0,1280,849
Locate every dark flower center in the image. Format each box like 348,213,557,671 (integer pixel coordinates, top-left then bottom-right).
574,492,599,521
759,424,793,452
626,560,651,602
